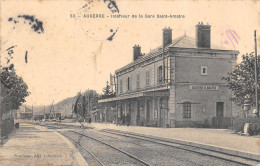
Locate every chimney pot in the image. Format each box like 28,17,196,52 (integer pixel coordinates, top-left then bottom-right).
196,23,211,48
133,45,141,61
162,27,172,47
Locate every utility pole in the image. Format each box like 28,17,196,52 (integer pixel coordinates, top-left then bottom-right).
255,30,259,117
88,89,90,115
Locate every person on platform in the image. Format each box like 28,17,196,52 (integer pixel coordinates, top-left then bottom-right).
126,113,130,127
88,116,92,124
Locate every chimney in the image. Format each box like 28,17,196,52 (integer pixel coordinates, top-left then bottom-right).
133,45,141,61
163,27,172,47
196,22,211,48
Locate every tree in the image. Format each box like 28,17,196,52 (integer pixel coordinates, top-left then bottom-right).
73,90,99,119
82,95,87,118
101,81,116,99
222,52,260,106
1,67,30,112
73,92,81,116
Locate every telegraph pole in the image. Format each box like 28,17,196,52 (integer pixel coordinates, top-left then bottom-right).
255,30,259,117
88,89,90,114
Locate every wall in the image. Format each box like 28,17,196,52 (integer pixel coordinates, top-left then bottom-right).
173,52,234,127
175,53,233,84
116,56,165,95
175,85,232,126
0,108,15,142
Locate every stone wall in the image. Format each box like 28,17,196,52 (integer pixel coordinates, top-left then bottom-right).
0,109,15,144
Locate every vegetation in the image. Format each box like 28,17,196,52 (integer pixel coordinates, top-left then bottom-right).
100,81,116,99
1,67,30,112
232,118,260,135
73,90,99,119
222,52,260,106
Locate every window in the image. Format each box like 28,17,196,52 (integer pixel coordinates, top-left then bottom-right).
127,76,131,91
119,79,123,93
154,98,158,119
136,73,140,88
157,66,163,83
183,101,191,118
201,66,208,75
145,70,150,86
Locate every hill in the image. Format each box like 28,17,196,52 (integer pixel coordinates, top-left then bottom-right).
26,90,100,116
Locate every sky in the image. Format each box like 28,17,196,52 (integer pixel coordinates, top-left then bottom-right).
0,0,260,106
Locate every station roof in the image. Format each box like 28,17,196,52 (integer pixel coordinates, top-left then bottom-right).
115,35,238,74
98,89,169,103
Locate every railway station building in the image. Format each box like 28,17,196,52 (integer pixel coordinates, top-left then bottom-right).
98,23,239,128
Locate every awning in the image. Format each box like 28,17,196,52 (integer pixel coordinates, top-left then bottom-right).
98,92,143,103
143,91,170,97
98,89,169,103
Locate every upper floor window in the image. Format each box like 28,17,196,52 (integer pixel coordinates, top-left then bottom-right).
119,79,123,93
183,101,191,119
201,66,208,76
136,73,140,89
145,70,150,86
157,65,163,83
127,76,131,91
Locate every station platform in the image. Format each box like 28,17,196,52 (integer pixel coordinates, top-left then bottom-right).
0,123,88,166
62,122,260,159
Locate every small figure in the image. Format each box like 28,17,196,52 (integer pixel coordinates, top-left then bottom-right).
88,117,91,124
126,113,130,127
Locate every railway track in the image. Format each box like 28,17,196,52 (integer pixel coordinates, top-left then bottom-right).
39,123,151,165
100,129,260,166
62,132,106,166
65,130,152,166
36,123,260,166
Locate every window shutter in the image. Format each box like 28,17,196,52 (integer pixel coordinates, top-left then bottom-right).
148,70,150,85
157,67,159,84
145,72,147,85
130,75,132,90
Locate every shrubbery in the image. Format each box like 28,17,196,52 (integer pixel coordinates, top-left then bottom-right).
232,118,260,135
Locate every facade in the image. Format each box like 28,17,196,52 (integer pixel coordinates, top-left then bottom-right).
99,23,239,128
16,106,33,119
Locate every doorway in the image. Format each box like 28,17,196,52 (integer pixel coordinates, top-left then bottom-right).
216,102,224,128
146,99,151,123
216,102,224,118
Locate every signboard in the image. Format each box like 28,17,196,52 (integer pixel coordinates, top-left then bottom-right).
189,85,219,91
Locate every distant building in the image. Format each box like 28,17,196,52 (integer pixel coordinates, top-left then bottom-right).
99,23,239,128
17,106,33,119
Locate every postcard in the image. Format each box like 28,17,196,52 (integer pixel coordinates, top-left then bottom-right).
0,0,260,166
